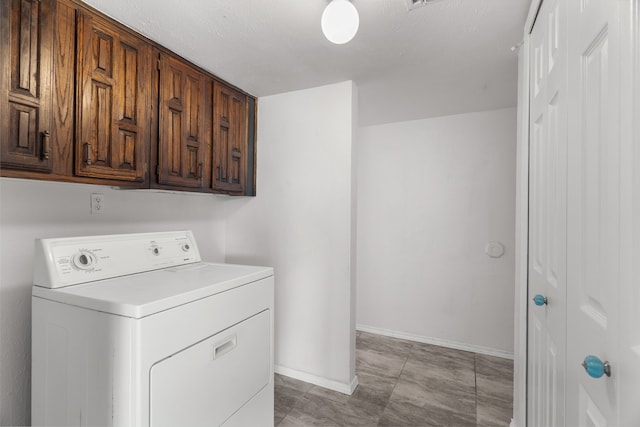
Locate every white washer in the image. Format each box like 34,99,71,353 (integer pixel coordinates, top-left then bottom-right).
31,230,274,427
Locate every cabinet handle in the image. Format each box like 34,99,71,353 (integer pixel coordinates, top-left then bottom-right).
84,142,92,165
231,147,241,159
41,131,50,160
222,115,228,122
198,162,203,179
217,165,222,181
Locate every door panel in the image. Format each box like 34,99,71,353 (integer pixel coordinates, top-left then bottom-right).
545,339,558,427
531,113,544,277
530,317,544,427
158,53,206,188
150,310,270,427
578,386,607,427
580,30,609,328
1,0,53,172
527,0,567,425
212,82,246,193
76,12,150,182
566,0,620,425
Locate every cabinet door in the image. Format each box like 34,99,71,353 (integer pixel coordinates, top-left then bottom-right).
212,82,247,193
158,54,206,188
76,12,151,182
0,0,54,172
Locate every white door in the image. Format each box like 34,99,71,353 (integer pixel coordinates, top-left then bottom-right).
527,0,568,425
565,0,621,425
528,0,640,425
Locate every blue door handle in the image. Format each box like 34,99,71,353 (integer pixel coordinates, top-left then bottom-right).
582,355,611,378
533,294,547,306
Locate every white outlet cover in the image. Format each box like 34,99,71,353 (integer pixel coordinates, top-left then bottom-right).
91,193,105,214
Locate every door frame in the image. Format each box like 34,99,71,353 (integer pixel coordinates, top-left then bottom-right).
513,1,543,426
618,2,640,423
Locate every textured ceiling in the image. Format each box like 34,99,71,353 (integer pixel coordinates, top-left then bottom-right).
81,0,529,126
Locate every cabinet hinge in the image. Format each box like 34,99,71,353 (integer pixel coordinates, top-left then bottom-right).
157,58,160,70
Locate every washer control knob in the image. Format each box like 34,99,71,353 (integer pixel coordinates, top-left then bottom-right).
152,247,160,256
181,243,190,252
72,251,96,270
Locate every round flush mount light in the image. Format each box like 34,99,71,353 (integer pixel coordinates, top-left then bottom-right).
321,0,359,45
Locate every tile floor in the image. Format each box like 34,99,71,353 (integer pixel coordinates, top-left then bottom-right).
274,331,513,426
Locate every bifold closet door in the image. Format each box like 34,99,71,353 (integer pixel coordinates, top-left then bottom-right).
565,0,628,425
528,0,639,425
526,0,568,425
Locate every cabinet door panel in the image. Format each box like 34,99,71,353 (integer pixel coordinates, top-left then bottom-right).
158,54,206,188
76,12,150,182
1,0,53,172
89,81,112,166
212,82,246,193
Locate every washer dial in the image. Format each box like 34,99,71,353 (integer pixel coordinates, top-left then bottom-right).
149,244,161,256
72,250,97,270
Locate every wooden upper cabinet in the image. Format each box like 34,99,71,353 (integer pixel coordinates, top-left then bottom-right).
158,53,207,188
75,11,151,182
0,0,54,173
1,0,256,194
211,82,247,193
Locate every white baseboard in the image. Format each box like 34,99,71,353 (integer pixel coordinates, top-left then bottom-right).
274,365,359,395
356,324,514,360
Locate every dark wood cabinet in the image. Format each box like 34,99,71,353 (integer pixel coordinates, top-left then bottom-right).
1,0,256,196
0,0,54,173
157,53,207,189
75,11,151,183
211,82,247,194
245,96,257,196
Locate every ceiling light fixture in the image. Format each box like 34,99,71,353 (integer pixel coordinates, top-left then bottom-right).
321,0,359,45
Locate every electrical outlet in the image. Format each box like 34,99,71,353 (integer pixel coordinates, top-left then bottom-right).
91,193,105,214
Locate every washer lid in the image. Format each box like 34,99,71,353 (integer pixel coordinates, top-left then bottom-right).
32,262,273,319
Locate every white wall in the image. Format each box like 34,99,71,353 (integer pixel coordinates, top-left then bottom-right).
225,81,358,392
0,88,514,425
356,108,517,356
0,178,227,427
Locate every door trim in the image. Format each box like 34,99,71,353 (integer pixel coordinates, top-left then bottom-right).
514,1,544,426
513,35,530,427
619,2,640,423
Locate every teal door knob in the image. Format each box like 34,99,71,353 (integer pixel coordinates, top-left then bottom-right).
582,355,611,378
533,294,548,306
